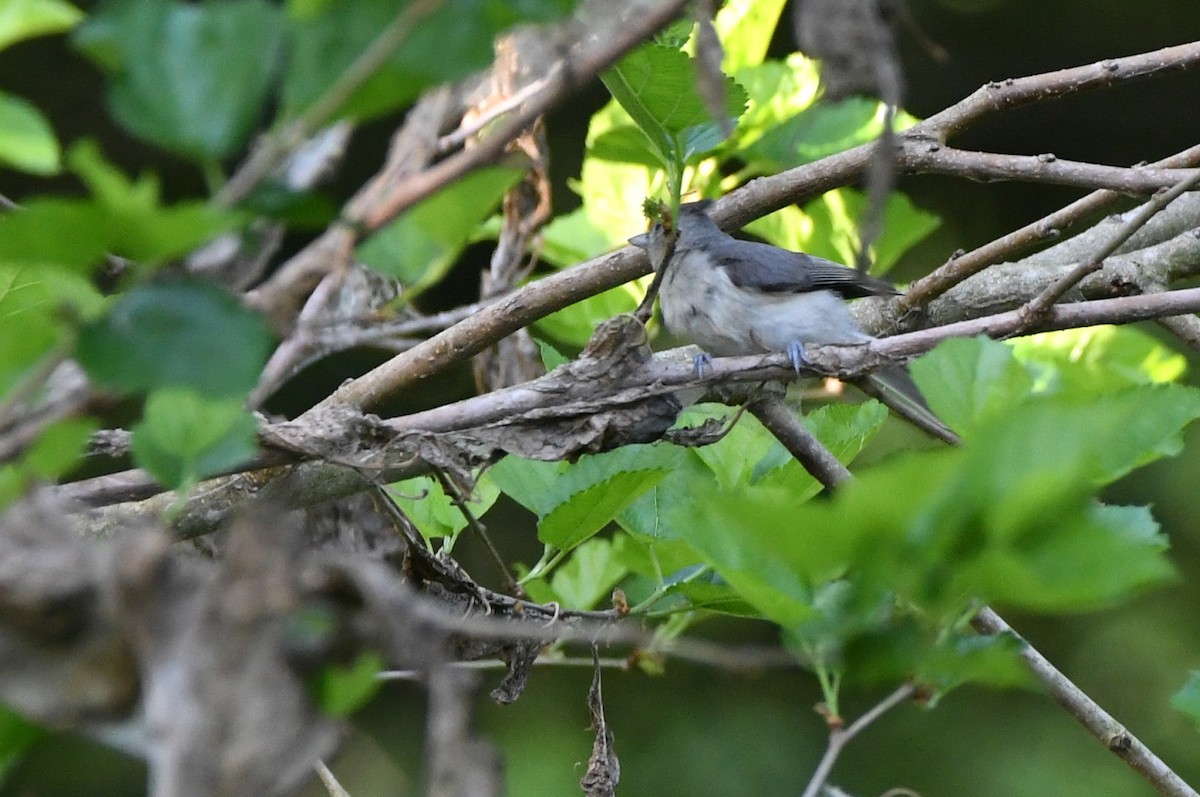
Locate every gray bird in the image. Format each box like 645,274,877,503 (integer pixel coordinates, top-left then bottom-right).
629,200,959,445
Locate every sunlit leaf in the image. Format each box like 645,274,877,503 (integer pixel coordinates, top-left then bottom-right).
0,0,82,52
0,91,60,175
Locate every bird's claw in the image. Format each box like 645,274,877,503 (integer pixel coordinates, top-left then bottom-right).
786,341,808,374
692,352,713,378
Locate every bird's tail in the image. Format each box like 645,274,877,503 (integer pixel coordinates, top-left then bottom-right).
857,366,961,445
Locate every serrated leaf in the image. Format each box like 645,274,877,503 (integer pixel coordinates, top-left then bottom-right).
0,91,60,175
601,42,747,168
66,141,238,265
73,0,283,160
131,388,259,489
78,278,274,398
0,0,82,52
358,166,521,295
909,336,1034,436
683,405,774,489
540,468,669,551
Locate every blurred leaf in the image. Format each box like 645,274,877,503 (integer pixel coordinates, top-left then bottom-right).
0,704,45,782
388,473,500,545
0,200,112,272
0,265,98,396
77,278,274,397
1011,325,1187,396
712,0,786,71
548,537,628,610
749,96,919,171
1171,671,1200,730
601,42,747,169
0,91,60,175
909,337,1034,437
131,388,259,489
73,0,283,160
0,0,82,51
0,417,97,509
535,281,645,348
67,141,238,264
745,188,938,276
731,54,821,154
358,166,521,294
309,651,385,718
283,0,577,122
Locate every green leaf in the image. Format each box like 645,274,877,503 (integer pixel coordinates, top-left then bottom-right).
0,200,111,272
0,417,97,509
601,42,747,169
73,0,283,160
548,537,628,610
0,144,236,273
0,91,60,175
539,467,669,551
1011,325,1187,396
131,388,259,490
1171,671,1200,730
66,141,239,264
713,0,787,72
0,704,45,782
535,282,644,348
745,188,939,276
491,446,675,551
0,264,102,396
357,166,521,294
753,401,889,493
684,405,776,489
908,336,1034,437
731,54,821,154
77,278,274,398
283,0,577,122
387,473,500,545
749,96,919,171
308,651,385,718
0,0,82,51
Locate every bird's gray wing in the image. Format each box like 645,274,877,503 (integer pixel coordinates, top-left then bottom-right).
704,238,899,299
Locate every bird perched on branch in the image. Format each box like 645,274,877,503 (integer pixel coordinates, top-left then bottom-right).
629,200,959,445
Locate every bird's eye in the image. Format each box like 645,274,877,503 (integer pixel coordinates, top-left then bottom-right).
652,221,664,234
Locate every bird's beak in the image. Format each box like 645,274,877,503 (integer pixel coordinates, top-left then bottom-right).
628,233,649,249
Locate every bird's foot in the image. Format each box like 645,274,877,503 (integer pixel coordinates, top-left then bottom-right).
786,341,809,374
692,352,713,378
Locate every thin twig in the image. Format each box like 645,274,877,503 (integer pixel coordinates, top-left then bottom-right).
314,761,353,797
1016,167,1200,328
972,608,1199,797
897,142,1200,314
748,395,852,490
800,684,917,797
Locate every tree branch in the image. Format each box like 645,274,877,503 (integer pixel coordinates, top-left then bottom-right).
972,608,1200,797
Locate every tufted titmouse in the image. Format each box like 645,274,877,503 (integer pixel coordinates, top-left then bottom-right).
629,200,959,445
